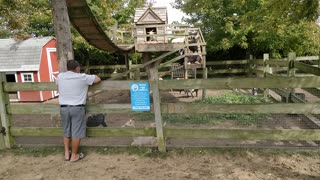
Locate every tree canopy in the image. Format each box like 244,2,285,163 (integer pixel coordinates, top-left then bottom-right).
0,0,319,62
0,0,149,65
173,0,320,58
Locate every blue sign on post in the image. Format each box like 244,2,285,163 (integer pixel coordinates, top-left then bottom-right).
130,82,150,111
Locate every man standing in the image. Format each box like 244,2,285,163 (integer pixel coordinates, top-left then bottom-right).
56,60,101,162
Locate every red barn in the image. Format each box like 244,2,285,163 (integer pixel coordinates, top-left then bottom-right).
0,37,59,102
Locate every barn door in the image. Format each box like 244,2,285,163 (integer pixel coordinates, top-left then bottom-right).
47,48,59,96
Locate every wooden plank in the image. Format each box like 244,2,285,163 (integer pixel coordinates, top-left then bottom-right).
4,81,135,92
5,82,57,92
5,76,320,92
295,62,320,76
263,54,270,99
156,55,185,69
11,127,156,137
208,69,246,74
11,127,320,141
268,59,289,67
302,88,320,98
251,59,264,65
66,0,133,53
149,68,166,152
206,60,248,66
202,68,208,99
136,43,186,52
110,49,181,80
158,77,320,90
160,103,320,114
303,114,320,128
0,73,13,148
164,128,320,141
8,104,133,115
270,88,290,98
296,56,319,61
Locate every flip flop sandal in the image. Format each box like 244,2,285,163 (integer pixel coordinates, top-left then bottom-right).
70,152,85,163
64,151,71,161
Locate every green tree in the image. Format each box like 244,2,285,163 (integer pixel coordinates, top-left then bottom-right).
0,0,53,38
173,0,320,58
0,0,149,65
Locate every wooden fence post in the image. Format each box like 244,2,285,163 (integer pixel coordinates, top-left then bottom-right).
134,68,141,80
202,46,207,99
287,52,296,103
248,55,254,77
0,73,13,148
149,68,166,152
124,54,132,80
318,53,320,68
202,68,208,99
263,53,270,99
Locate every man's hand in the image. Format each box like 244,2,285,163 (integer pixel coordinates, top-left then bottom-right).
94,75,101,83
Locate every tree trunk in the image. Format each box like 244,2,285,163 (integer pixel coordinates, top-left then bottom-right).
51,0,74,72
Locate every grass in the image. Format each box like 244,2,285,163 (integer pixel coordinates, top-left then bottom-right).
0,146,169,159
2,146,320,159
135,92,272,126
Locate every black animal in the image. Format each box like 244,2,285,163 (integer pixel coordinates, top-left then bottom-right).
86,114,107,127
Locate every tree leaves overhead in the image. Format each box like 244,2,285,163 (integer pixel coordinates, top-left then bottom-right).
0,0,148,65
173,0,320,57
0,0,53,38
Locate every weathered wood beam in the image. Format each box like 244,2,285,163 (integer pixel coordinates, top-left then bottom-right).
208,69,246,74
0,73,14,148
158,77,320,89
268,59,289,67
295,61,320,76
164,129,320,141
206,60,249,66
161,103,320,114
5,77,320,92
149,68,166,152
11,127,156,137
10,127,320,141
7,104,133,115
110,49,181,80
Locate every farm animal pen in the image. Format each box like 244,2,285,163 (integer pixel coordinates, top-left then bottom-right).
1,53,320,151
1,0,320,151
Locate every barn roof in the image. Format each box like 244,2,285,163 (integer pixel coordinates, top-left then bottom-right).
0,36,55,72
134,7,167,25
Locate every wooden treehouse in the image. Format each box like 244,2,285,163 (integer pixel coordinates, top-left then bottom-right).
133,7,207,80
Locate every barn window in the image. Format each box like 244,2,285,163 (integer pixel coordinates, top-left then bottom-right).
21,73,34,82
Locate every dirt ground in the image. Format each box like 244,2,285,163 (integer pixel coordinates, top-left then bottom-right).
0,150,319,180
4,89,320,179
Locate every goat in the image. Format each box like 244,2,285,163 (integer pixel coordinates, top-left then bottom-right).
147,29,156,42
86,114,107,127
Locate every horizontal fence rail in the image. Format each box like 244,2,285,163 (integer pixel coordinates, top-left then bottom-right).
1,53,320,151
7,103,320,115
11,127,156,137
5,76,320,92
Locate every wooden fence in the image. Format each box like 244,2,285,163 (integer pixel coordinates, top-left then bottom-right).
1,53,320,151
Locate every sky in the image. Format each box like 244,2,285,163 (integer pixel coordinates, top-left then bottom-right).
153,0,186,23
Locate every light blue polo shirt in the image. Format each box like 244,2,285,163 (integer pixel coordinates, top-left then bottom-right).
56,71,96,105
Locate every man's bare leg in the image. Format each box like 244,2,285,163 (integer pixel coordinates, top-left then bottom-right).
63,137,71,160
70,138,81,161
